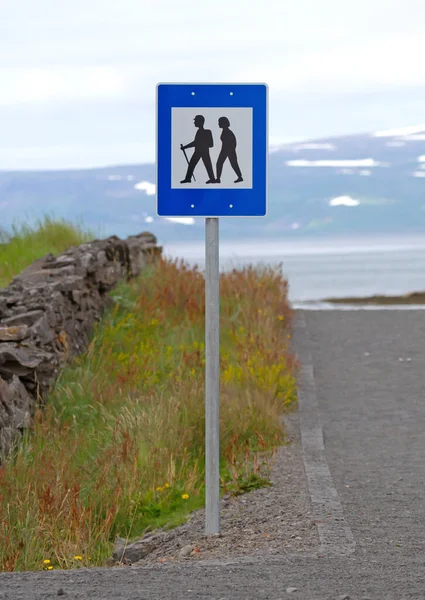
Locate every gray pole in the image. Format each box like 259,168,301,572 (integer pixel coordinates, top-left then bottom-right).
205,217,220,535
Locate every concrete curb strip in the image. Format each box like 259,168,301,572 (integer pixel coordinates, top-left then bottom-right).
294,311,356,557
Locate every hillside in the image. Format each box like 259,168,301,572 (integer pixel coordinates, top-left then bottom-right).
1,125,425,242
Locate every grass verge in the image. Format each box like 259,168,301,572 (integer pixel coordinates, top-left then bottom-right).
0,216,93,287
0,248,297,572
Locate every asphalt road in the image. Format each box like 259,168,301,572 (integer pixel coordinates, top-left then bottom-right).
1,309,425,599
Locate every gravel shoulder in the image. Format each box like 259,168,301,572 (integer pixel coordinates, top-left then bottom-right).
111,407,320,567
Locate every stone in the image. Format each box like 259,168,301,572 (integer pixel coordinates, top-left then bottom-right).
0,325,29,341
105,557,117,567
0,344,52,373
44,253,56,263
80,253,94,270
8,375,33,411
0,427,21,458
96,250,108,266
112,533,163,563
71,290,82,304
50,276,85,293
2,310,45,327
44,257,76,269
0,375,34,431
30,314,54,345
4,295,21,306
179,545,194,557
11,407,31,429
0,298,7,318
9,306,27,314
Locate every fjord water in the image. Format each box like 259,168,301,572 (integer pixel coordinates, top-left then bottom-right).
162,234,425,307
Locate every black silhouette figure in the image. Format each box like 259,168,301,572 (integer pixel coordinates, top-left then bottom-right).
180,115,215,184
216,117,243,183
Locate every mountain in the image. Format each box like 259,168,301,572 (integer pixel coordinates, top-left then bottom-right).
1,125,425,243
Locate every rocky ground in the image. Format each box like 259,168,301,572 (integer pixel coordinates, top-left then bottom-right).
109,408,320,567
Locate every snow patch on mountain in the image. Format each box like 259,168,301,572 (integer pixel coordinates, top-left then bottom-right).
134,181,156,195
373,125,425,138
107,174,135,181
402,134,425,141
287,158,380,167
291,142,336,151
165,217,195,225
131,213,194,225
329,195,360,207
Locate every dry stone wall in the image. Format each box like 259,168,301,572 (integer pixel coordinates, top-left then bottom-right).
0,232,161,460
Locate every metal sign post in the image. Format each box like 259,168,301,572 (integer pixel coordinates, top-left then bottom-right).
205,217,220,534
156,83,268,535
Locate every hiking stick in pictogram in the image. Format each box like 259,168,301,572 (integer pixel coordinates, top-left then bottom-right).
180,144,196,181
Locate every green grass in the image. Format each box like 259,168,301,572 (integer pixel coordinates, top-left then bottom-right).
0,216,94,287
0,222,298,572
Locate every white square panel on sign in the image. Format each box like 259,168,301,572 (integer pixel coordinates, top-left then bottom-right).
171,107,253,189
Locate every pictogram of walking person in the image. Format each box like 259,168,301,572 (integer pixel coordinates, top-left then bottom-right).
180,115,216,184
215,116,243,183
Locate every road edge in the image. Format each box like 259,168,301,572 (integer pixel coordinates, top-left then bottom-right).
293,310,356,557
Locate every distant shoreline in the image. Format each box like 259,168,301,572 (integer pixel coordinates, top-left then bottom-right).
322,291,425,305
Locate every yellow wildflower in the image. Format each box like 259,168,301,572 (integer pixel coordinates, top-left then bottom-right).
43,559,51,565
164,483,170,488
74,555,83,560
278,315,284,321
156,486,164,492
182,493,189,500
47,566,54,570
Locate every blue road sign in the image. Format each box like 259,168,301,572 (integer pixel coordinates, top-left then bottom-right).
156,83,268,218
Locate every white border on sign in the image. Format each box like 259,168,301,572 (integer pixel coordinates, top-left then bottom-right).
155,82,269,218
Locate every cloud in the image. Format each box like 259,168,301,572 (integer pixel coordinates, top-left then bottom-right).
3,0,425,168
0,67,126,106
238,34,425,94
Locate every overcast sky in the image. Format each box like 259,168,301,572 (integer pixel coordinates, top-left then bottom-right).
1,0,425,170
